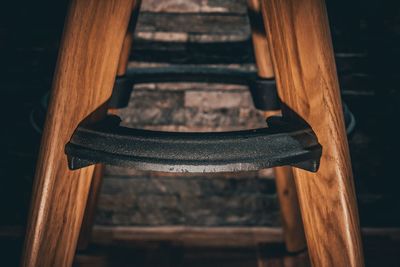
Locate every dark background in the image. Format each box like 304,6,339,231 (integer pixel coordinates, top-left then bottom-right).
0,0,400,265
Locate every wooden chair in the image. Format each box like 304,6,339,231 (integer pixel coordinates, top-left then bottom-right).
21,0,364,266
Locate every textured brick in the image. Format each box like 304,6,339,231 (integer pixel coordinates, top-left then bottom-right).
141,0,247,14
120,107,161,125
135,82,248,91
184,107,265,128
136,13,249,35
117,89,265,129
120,107,186,126
97,195,137,212
184,90,253,109
136,31,189,42
129,90,184,109
188,33,247,42
205,0,247,14
96,1,281,227
96,176,279,226
119,90,186,126
183,108,239,127
141,0,203,13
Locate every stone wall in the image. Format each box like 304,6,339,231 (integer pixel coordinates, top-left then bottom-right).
97,0,282,226
94,0,400,227
2,0,399,228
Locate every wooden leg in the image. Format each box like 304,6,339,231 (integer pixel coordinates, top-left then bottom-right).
76,0,141,251
248,1,308,266
117,0,142,77
261,0,364,266
247,0,274,79
274,167,306,253
20,0,135,266
76,165,104,250
116,29,134,77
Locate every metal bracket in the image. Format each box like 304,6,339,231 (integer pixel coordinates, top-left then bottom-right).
108,66,280,111
69,67,323,173
108,75,133,108
65,115,321,173
249,78,280,110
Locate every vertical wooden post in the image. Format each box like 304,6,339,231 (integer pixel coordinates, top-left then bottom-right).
261,0,364,266
274,167,306,252
247,0,307,259
21,0,134,266
247,0,274,79
76,165,104,250
76,0,141,251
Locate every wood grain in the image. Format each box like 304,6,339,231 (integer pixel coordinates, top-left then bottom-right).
116,33,134,76
248,0,280,119
247,0,274,79
77,1,141,251
20,0,134,266
261,0,364,266
247,0,306,255
76,164,104,251
118,0,141,76
274,167,306,253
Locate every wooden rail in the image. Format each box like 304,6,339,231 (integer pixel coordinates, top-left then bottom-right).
261,0,364,266
20,1,135,266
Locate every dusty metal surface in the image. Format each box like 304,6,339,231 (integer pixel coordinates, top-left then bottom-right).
109,66,280,111
65,115,321,173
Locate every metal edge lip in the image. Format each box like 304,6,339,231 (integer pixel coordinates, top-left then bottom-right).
66,142,320,173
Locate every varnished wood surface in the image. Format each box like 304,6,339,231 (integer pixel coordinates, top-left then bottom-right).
247,0,306,255
275,167,306,253
247,0,274,79
116,32,134,76
21,0,134,266
77,165,104,251
117,0,141,76
261,0,364,266
248,0,281,117
77,1,141,251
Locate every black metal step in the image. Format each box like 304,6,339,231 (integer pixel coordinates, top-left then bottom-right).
65,66,323,173
109,66,280,111
65,116,321,173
